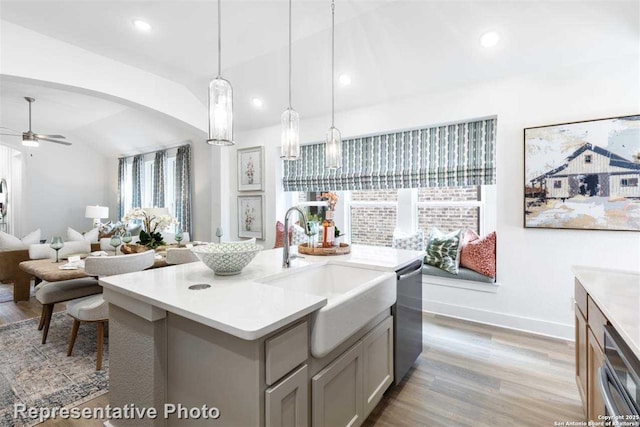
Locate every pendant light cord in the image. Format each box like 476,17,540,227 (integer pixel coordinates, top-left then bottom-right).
288,0,292,109
331,0,335,128
217,0,222,77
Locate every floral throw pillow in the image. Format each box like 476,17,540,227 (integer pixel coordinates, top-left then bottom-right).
460,230,497,279
424,228,462,274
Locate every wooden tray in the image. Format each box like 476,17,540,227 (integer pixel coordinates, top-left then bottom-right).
298,243,351,256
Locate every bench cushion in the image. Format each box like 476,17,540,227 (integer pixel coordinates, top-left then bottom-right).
35,278,101,304
422,264,496,284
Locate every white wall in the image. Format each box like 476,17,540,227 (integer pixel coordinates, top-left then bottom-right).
230,53,640,339
21,139,110,239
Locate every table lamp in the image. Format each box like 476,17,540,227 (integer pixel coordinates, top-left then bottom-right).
85,205,109,228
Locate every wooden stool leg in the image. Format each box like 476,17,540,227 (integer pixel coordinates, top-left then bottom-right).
96,321,104,371
67,319,80,356
41,304,54,344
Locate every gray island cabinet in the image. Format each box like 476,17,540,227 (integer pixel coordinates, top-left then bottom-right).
101,246,424,427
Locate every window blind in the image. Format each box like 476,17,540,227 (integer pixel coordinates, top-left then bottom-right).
282,117,496,191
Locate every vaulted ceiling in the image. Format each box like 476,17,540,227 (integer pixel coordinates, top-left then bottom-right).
0,0,638,152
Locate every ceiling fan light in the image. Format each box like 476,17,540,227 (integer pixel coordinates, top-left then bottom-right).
325,127,342,169
281,108,300,160
207,77,234,146
22,136,39,148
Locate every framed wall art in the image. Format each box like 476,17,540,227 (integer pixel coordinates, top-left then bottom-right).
524,115,640,231
238,195,264,240
237,146,264,192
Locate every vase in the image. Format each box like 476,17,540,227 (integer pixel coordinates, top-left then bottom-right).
245,224,251,231
248,176,254,184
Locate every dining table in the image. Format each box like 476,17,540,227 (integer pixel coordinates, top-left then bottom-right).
18,252,170,300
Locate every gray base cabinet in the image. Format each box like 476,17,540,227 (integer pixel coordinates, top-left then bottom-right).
362,316,394,416
266,364,309,427
311,315,394,427
312,342,364,427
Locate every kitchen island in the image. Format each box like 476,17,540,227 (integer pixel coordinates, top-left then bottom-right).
101,245,424,427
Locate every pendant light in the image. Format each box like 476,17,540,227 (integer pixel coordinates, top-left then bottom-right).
281,0,300,160
207,0,234,146
325,0,342,169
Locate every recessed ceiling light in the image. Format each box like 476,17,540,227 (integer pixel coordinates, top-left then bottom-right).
339,74,352,86
480,31,500,48
251,98,264,108
133,19,152,32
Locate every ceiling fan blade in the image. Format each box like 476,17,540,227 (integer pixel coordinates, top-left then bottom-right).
0,133,20,136
35,134,66,139
39,138,72,146
0,126,20,132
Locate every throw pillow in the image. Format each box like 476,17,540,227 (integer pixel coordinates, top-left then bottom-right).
290,224,307,246
392,229,425,251
0,229,41,250
67,227,99,243
460,231,497,279
424,228,462,274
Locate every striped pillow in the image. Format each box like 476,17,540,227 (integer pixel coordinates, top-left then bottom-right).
424,228,462,274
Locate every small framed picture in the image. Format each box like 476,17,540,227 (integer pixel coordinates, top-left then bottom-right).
237,146,264,192
238,195,264,240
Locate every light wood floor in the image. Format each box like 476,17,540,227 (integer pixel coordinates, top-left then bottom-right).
2,297,583,426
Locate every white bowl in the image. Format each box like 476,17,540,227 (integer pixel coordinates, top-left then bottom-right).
191,243,262,275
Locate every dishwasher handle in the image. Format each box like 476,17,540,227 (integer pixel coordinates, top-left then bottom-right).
398,267,422,281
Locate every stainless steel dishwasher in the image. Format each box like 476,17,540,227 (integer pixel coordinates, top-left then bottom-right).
392,260,424,385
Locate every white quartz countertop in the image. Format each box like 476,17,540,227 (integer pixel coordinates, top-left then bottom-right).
101,245,424,340
573,266,640,360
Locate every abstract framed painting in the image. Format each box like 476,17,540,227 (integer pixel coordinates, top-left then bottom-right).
237,146,264,192
524,115,640,231
238,195,264,240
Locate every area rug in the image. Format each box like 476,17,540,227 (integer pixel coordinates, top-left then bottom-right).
0,283,35,304
0,312,108,427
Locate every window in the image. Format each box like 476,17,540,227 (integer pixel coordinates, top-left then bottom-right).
291,186,493,248
554,180,562,189
584,154,592,164
120,154,176,217
621,178,638,187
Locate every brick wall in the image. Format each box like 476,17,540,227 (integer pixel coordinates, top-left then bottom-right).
350,207,397,247
418,206,479,235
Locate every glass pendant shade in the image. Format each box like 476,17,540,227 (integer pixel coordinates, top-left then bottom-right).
325,126,342,169
281,108,300,159
207,77,234,146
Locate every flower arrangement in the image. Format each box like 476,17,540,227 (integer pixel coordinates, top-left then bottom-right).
245,156,255,184
244,206,256,231
321,192,339,211
122,208,178,249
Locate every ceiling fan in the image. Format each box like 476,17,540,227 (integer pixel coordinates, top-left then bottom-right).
0,97,71,147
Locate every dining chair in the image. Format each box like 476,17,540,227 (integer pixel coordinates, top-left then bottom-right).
30,242,101,344
65,250,155,370
165,247,199,265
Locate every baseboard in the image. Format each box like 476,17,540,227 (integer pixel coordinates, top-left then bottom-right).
422,299,574,341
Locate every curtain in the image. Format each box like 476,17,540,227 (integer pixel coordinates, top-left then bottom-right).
175,145,192,236
117,158,127,220
131,155,143,208
283,117,497,191
153,150,166,207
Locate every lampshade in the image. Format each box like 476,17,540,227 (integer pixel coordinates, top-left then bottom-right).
207,77,234,146
281,108,300,159
325,127,342,169
85,205,109,219
143,207,170,218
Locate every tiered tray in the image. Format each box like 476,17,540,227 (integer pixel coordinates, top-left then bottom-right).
298,243,351,256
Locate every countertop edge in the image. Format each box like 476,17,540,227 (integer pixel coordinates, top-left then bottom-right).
573,265,640,361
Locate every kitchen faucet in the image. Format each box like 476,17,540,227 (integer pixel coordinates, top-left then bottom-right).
283,206,309,268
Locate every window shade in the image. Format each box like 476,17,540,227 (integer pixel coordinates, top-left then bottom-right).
282,117,496,191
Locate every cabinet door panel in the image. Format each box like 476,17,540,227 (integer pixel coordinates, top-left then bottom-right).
575,305,588,414
266,364,309,427
362,316,394,417
587,330,605,423
312,342,363,427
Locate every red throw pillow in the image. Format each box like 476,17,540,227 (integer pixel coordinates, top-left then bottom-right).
460,231,496,279
274,221,286,248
